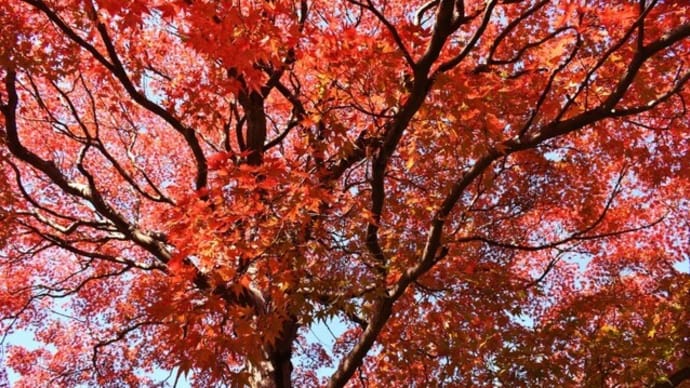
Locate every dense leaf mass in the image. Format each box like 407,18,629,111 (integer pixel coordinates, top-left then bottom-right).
1,0,690,387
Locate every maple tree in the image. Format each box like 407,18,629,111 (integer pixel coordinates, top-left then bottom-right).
1,0,690,386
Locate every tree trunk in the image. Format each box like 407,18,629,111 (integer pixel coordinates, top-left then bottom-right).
238,78,294,388
248,319,298,388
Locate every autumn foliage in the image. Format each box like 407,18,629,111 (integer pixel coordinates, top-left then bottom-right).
1,0,690,387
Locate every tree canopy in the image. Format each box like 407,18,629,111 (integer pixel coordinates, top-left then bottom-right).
1,0,690,387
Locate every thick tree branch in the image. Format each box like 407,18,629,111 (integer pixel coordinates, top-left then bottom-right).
327,20,690,387
653,366,690,387
2,70,172,264
238,90,268,166
435,0,498,74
